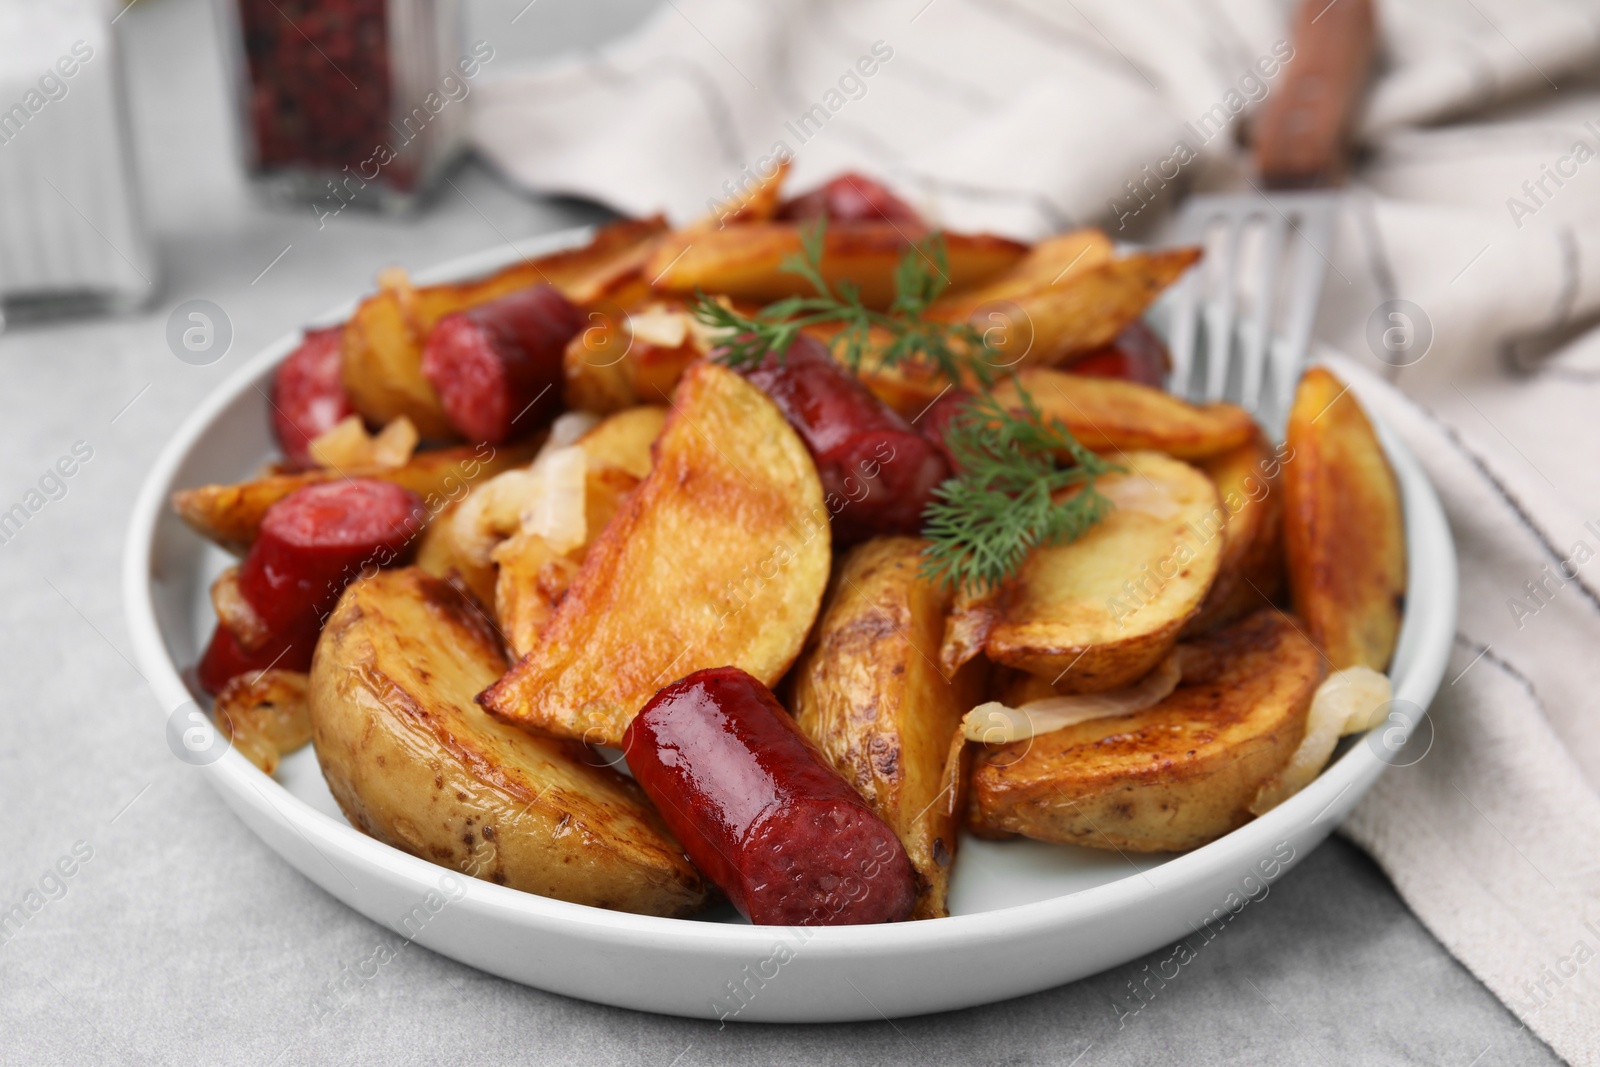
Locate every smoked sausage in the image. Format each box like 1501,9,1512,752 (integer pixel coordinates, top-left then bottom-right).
623,666,918,926
421,283,583,443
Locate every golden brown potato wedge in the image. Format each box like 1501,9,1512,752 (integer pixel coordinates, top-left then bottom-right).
481,362,830,746
172,441,537,554
489,406,665,654
992,369,1257,461
493,462,640,657
969,609,1322,852
341,216,668,432
788,538,986,920
563,309,704,416
1182,431,1286,636
1282,367,1406,671
575,405,667,478
930,228,1114,318
414,498,498,607
943,451,1224,688
688,159,790,230
933,248,1198,361
646,222,1027,310
310,568,709,915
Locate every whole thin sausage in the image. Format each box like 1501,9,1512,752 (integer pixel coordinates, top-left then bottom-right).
272,327,355,468
421,284,583,443
735,335,950,544
236,479,427,637
623,666,917,926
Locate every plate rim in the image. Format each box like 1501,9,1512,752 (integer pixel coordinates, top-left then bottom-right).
122,225,1459,961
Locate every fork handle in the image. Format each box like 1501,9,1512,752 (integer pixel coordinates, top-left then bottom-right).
1253,0,1377,189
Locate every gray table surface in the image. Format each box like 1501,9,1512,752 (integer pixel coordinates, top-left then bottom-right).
0,1,1563,1063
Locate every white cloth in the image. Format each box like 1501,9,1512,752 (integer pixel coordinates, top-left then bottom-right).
472,2,1600,1061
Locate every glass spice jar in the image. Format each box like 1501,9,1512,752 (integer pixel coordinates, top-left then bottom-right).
217,0,469,215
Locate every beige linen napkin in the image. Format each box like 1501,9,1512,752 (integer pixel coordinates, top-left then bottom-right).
472,1,1600,1060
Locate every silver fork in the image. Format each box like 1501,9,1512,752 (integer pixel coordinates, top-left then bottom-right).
1164,193,1339,435
1159,0,1374,434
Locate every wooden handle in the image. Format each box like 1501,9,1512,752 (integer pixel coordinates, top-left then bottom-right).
1252,0,1376,189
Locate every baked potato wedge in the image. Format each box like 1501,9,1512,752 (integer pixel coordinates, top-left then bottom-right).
1282,367,1406,671
309,567,708,915
564,308,705,415
342,216,667,433
172,441,537,554
493,462,639,657
1182,430,1286,636
414,498,497,605
645,222,1028,310
993,369,1256,461
490,406,665,654
928,228,1114,318
788,537,985,920
969,608,1322,852
943,451,1224,688
932,248,1201,364
481,362,830,747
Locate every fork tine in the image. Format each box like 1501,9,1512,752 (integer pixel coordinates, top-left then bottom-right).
1165,263,1201,399
1201,210,1240,403
1237,210,1284,413
1269,199,1336,426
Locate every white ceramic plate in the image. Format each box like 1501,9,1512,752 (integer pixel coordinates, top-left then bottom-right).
125,226,1457,1023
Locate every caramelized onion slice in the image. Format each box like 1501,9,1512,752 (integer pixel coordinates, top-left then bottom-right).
961,654,1182,745
1249,666,1392,816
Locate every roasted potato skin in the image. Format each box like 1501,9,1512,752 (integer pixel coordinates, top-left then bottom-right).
1182,430,1286,636
309,568,708,916
1283,367,1406,671
947,451,1224,689
646,222,1027,309
933,248,1200,364
342,217,667,433
855,249,1200,415
928,228,1114,317
970,609,1323,852
172,441,538,554
481,362,831,747
788,537,985,919
994,369,1256,461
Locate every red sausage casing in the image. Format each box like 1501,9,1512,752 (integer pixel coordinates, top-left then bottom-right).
271,327,355,468
197,623,313,695
623,667,917,926
236,479,426,638
735,335,950,545
1063,321,1170,388
421,283,583,443
778,172,924,227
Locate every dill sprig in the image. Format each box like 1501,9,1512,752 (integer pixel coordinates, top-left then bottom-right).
689,220,1117,594
919,389,1117,595
690,219,994,385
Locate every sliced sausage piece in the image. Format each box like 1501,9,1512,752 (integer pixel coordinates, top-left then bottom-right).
196,623,314,696
915,387,975,474
272,327,356,469
237,479,427,636
421,284,583,443
779,172,925,227
623,666,917,926
1063,321,1170,388
735,335,950,544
